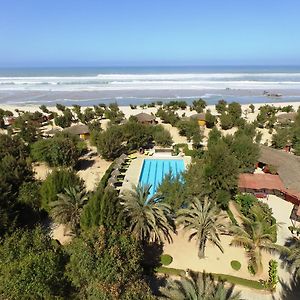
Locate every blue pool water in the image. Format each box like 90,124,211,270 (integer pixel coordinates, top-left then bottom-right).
139,159,185,198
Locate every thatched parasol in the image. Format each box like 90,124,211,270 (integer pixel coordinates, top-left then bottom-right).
111,169,121,177
107,177,117,186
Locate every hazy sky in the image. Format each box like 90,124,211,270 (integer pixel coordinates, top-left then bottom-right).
0,0,299,67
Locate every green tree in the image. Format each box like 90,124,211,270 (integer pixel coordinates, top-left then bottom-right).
50,186,88,236
120,184,175,243
249,104,255,113
272,128,290,149
216,99,227,114
228,102,242,125
191,99,207,113
81,186,125,231
94,125,124,160
158,173,186,210
0,227,69,299
204,140,239,201
205,110,216,128
220,113,234,130
31,132,85,167
123,120,151,150
230,212,281,275
230,133,260,171
152,125,173,147
177,198,226,258
40,169,83,212
177,119,200,142
160,271,241,300
283,237,300,278
66,227,154,299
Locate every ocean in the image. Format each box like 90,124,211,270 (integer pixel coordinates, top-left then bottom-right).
1,66,300,106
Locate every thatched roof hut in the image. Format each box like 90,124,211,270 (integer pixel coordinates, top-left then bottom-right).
190,113,206,121
259,145,300,194
277,112,297,123
63,124,90,138
134,112,156,124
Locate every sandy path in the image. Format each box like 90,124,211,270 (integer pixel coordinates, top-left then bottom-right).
163,228,270,281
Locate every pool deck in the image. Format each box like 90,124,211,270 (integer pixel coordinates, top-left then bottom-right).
120,155,191,193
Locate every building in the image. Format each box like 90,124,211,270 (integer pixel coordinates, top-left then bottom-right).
238,145,300,224
190,113,206,126
277,112,297,124
134,112,156,124
63,124,90,139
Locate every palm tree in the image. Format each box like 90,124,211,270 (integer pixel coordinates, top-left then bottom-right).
119,183,175,243
176,197,226,258
230,211,281,275
283,236,300,278
160,271,241,300
50,186,88,235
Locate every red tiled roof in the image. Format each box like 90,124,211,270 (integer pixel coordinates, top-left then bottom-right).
238,173,300,206
239,173,285,191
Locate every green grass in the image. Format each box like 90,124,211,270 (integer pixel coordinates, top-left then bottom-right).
160,254,173,266
156,267,264,290
230,260,241,271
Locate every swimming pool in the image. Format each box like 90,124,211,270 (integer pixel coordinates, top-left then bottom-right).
139,159,185,198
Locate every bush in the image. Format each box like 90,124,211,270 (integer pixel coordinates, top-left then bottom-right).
231,260,241,271
152,125,173,147
31,133,86,167
40,169,83,211
216,99,227,114
160,254,173,266
220,113,234,130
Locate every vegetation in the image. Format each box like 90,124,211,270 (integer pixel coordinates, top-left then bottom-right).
177,198,226,258
0,227,69,299
216,99,227,114
190,98,207,113
160,271,241,300
230,260,241,271
31,132,86,167
40,169,83,211
230,211,281,275
66,227,154,299
160,254,173,266
50,186,88,236
120,184,175,243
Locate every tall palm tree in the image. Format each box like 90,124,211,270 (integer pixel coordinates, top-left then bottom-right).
230,211,281,275
119,183,175,244
160,271,241,300
283,236,300,278
50,186,88,235
176,197,226,258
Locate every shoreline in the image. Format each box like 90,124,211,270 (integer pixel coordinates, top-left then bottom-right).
1,88,300,107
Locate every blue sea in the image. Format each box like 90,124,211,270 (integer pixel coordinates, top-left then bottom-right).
0,66,300,106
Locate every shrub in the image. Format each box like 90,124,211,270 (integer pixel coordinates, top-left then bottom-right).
216,99,227,114
231,260,241,271
220,113,234,130
152,125,173,147
40,169,83,211
31,133,85,167
160,254,173,266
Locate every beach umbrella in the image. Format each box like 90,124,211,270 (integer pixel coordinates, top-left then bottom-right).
120,154,128,160
107,177,117,186
113,161,123,170
111,169,121,177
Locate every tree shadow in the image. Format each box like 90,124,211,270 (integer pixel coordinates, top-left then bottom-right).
142,242,163,274
75,159,95,171
279,275,300,300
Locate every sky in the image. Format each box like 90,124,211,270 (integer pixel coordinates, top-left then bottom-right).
0,0,300,67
